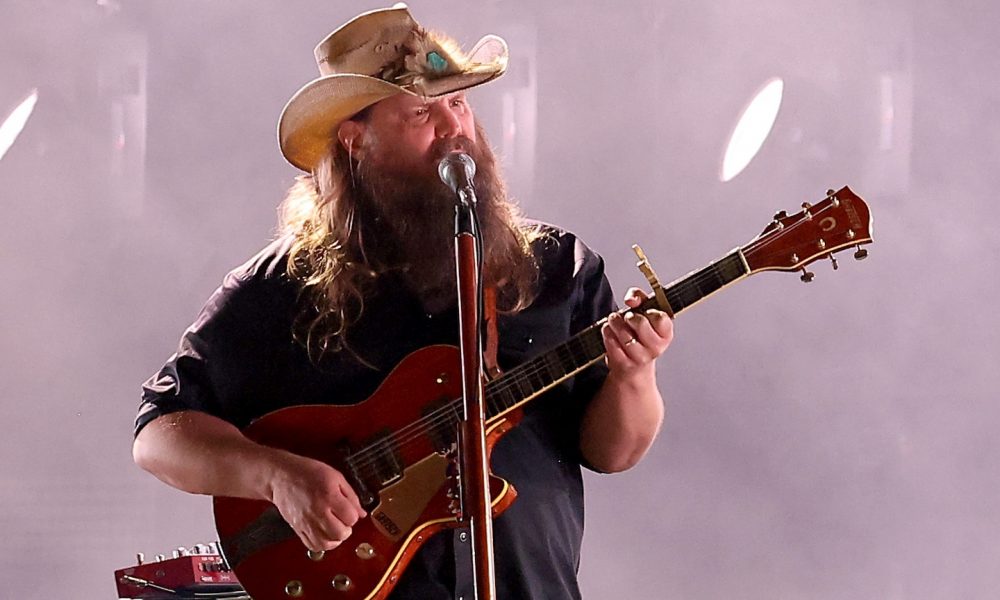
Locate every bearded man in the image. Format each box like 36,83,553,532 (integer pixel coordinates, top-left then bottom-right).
133,6,673,600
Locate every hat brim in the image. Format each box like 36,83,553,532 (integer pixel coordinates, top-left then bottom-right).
278,35,508,173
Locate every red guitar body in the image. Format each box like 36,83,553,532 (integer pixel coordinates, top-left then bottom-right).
213,345,519,600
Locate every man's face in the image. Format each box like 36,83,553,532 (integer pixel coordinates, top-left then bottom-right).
359,91,477,179
341,91,524,306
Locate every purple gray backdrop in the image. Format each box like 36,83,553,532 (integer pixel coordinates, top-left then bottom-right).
1,0,997,598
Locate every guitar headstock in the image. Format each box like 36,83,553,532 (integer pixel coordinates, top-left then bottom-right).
742,186,873,280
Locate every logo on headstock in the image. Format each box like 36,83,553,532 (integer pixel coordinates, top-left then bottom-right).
843,198,864,230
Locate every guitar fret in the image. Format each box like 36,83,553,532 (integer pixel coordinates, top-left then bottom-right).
555,344,575,371
665,252,748,314
580,328,604,359
716,253,746,282
569,334,594,364
529,365,546,389
493,386,509,410
485,387,506,420
515,372,533,398
543,352,562,380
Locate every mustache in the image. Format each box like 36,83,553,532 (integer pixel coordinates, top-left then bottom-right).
429,135,478,163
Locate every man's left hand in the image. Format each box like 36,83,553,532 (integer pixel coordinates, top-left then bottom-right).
601,288,673,375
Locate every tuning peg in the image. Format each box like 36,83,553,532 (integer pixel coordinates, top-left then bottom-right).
854,245,869,260
772,210,787,221
826,189,840,207
800,267,815,283
829,254,839,270
801,202,812,209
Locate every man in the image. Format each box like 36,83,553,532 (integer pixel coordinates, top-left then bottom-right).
133,6,672,599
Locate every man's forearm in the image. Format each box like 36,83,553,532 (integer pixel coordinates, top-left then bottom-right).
132,410,285,502
579,363,665,473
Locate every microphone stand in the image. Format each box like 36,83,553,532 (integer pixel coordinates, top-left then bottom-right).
452,174,497,600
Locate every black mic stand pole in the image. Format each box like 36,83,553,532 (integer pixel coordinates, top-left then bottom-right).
452,177,497,600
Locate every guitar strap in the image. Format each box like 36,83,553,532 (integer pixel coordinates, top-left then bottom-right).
484,286,501,379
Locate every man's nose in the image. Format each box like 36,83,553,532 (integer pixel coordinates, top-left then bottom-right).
433,104,462,139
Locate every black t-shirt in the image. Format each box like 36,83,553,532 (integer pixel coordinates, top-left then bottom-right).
137,223,616,600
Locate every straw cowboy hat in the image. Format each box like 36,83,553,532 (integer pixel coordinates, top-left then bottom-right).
277,4,509,172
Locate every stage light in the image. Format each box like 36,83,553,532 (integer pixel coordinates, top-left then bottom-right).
720,77,783,183
0,89,39,162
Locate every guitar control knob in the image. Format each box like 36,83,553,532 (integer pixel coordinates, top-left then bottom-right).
307,549,326,561
800,268,815,283
854,245,868,260
332,574,352,591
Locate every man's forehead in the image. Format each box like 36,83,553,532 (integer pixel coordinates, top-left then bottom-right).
380,91,467,110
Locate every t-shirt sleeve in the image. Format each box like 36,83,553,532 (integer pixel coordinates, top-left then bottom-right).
134,268,285,437
569,235,617,395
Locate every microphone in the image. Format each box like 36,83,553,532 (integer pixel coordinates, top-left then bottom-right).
438,152,477,205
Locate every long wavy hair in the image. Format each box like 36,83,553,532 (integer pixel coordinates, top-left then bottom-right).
278,119,542,363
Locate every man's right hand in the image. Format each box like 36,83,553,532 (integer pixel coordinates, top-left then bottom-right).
266,452,368,552
133,411,367,553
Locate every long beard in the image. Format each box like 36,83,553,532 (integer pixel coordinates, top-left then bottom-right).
353,134,532,311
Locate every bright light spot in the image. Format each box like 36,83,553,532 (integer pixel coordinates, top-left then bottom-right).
720,78,784,183
0,89,39,162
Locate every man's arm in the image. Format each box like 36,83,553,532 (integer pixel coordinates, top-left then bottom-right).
133,410,365,551
579,288,673,473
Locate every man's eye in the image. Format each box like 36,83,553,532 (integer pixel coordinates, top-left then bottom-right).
450,98,465,107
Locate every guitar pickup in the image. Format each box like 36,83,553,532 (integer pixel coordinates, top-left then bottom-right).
357,429,403,487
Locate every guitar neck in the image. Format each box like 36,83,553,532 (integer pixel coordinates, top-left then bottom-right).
482,248,751,423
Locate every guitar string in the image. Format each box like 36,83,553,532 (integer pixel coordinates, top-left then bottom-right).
346,345,604,477
347,245,765,475
346,203,841,475
345,332,602,469
346,332,606,473
349,229,775,469
345,357,579,476
345,249,745,473
349,318,653,479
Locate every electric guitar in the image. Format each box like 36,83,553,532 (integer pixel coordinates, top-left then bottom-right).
213,186,874,599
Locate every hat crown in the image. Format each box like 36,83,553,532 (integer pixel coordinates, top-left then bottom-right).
314,7,417,78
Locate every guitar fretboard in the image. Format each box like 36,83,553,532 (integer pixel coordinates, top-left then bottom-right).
475,249,750,422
